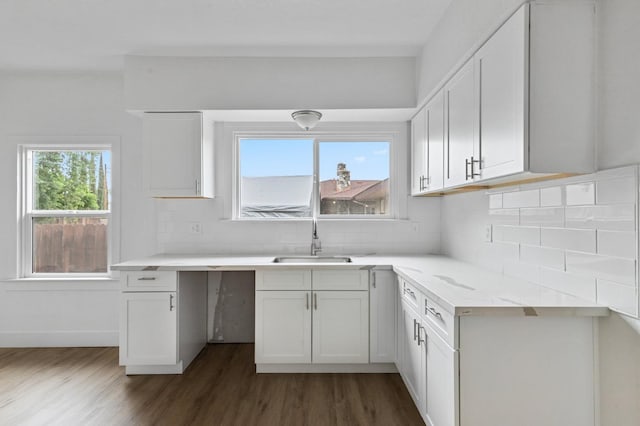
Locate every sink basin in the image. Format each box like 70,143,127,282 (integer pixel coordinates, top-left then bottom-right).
272,256,352,264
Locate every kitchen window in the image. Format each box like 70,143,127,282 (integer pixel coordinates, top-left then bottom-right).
20,145,112,277
237,136,391,219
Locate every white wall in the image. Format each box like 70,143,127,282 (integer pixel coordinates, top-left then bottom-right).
0,71,155,346
427,1,640,424
124,56,417,111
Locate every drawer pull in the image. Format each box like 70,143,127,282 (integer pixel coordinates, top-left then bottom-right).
403,287,416,300
169,294,175,311
426,306,443,320
137,277,157,281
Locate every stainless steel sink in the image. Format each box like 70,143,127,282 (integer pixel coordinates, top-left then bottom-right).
272,256,352,264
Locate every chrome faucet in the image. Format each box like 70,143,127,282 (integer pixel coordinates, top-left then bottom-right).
311,217,322,256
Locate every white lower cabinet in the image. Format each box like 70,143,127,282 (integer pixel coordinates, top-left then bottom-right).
312,290,369,364
255,290,312,363
423,322,458,426
120,292,178,365
400,298,426,414
255,269,369,367
369,268,397,363
119,271,207,374
396,275,597,426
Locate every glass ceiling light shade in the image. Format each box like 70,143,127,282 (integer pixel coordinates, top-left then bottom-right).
292,110,322,131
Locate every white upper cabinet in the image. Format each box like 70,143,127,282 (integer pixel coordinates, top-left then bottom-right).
444,59,477,188
426,91,445,192
416,1,595,195
412,91,446,194
474,4,527,181
142,112,214,198
411,106,428,195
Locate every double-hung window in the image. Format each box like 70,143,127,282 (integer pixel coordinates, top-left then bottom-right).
237,136,391,219
21,146,112,277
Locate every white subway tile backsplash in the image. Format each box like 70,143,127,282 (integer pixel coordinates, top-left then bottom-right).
538,267,597,301
493,226,540,245
520,245,565,270
596,176,637,205
489,193,503,209
597,230,637,259
540,187,563,207
503,189,540,208
518,227,541,245
565,251,636,287
597,279,638,317
489,208,519,225
520,207,564,227
565,205,636,231
566,182,595,206
540,228,596,253
503,261,540,284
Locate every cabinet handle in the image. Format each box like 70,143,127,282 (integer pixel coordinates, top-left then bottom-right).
413,319,418,341
195,179,200,195
417,325,426,347
465,158,471,180
306,293,309,310
470,156,481,178
371,271,376,288
404,287,416,300
169,294,175,311
137,277,156,281
314,293,317,310
427,306,443,320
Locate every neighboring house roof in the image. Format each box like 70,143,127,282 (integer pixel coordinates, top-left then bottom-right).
320,178,389,201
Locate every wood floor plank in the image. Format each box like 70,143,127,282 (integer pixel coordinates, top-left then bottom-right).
0,344,424,426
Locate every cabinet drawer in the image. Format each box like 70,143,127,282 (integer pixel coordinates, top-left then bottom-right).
423,296,457,349
256,270,312,291
312,270,369,291
400,277,423,311
122,271,177,291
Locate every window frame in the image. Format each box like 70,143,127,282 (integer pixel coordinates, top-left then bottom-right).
233,130,397,220
18,138,118,279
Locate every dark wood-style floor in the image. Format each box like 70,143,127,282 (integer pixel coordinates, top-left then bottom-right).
0,344,424,426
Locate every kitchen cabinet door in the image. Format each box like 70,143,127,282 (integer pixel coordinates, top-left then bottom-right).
369,270,396,363
312,291,369,364
444,59,478,188
474,5,527,181
255,291,312,364
120,292,177,365
142,112,214,198
411,106,428,195
426,91,445,191
423,321,458,426
400,299,426,414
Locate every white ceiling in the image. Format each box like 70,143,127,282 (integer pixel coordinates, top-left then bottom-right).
0,0,452,71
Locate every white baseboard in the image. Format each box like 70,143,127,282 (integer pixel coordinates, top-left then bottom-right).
0,330,118,347
256,363,398,373
125,362,184,375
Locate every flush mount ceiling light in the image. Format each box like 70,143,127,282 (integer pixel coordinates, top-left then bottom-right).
291,110,322,131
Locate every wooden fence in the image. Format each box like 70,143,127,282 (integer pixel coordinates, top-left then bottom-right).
33,222,108,273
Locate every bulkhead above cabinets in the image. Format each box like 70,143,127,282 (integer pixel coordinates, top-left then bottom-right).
412,1,596,196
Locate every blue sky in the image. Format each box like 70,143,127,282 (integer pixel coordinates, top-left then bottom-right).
240,139,389,181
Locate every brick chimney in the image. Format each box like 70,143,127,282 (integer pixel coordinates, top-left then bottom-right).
336,163,351,191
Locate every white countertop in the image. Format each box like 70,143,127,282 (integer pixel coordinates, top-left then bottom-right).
112,254,609,317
